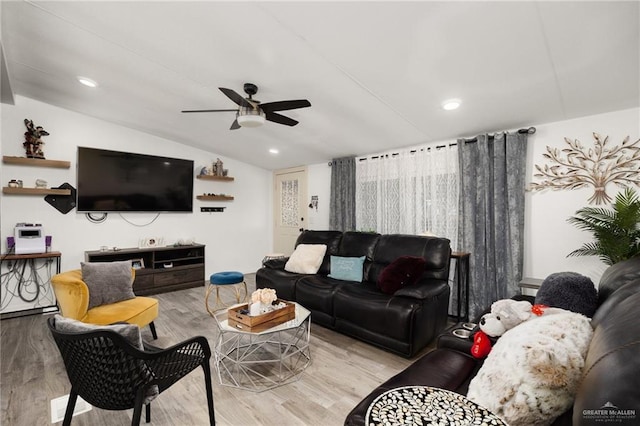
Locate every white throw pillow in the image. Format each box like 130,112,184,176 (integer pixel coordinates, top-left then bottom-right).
284,244,327,274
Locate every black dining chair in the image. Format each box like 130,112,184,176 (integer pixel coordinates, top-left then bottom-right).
47,317,215,425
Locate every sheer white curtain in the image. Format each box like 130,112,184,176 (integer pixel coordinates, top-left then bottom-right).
355,145,459,248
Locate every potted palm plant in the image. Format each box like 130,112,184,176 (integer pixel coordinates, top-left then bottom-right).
567,187,640,265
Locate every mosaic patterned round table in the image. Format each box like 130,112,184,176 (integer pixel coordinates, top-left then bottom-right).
365,386,508,426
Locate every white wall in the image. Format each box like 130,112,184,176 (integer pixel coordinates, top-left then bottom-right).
305,107,640,287
1,96,272,277
306,162,331,230
524,107,640,283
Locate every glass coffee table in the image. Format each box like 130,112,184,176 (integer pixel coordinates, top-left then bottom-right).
212,302,311,392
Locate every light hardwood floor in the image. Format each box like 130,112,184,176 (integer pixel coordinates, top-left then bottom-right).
1,274,438,426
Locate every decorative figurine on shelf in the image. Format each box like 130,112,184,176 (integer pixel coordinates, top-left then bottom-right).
23,118,49,159
214,158,224,176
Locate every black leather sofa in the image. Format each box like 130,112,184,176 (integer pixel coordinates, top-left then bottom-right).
256,230,452,358
344,255,640,426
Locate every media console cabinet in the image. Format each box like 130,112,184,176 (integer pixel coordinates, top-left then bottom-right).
85,244,205,295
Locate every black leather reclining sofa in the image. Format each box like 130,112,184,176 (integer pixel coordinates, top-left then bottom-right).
344,255,640,426
256,230,451,358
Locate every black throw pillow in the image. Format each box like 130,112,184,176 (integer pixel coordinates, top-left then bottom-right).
377,256,427,294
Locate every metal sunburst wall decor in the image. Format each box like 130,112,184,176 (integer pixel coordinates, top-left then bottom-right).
530,133,640,204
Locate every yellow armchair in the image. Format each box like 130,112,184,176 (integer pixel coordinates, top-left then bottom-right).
51,269,159,339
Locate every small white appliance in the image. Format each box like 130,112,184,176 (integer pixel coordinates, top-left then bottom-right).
14,224,46,254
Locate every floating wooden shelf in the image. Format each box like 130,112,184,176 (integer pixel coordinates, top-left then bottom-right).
196,175,234,182
2,156,70,169
2,187,71,196
196,195,234,201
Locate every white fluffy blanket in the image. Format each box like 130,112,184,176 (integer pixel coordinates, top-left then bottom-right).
467,312,593,426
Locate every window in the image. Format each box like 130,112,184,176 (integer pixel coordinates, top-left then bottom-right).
355,146,459,247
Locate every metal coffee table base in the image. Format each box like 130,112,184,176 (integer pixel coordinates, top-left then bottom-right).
214,316,311,392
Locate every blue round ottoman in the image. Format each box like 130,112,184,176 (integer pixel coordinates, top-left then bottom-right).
205,271,247,315
211,271,244,285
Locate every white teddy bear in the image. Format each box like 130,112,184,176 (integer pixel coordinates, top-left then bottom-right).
471,299,570,359
479,299,534,337
479,299,567,337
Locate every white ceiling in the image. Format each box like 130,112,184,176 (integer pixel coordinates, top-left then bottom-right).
1,1,638,170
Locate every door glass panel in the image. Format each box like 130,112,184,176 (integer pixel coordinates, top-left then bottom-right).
281,179,299,227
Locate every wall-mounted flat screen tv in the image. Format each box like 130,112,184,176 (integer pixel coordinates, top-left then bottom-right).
77,147,194,212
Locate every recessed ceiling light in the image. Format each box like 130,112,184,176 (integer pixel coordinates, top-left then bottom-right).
77,76,98,88
269,148,279,154
442,99,461,111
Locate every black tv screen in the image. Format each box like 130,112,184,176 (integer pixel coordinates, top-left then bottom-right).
77,147,194,212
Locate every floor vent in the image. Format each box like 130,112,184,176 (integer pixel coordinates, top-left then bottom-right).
50,394,92,423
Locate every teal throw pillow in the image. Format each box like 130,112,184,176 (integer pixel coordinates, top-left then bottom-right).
328,256,366,282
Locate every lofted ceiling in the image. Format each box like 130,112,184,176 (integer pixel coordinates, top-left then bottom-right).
1,1,638,170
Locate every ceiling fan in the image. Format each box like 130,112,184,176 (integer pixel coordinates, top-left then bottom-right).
181,83,311,130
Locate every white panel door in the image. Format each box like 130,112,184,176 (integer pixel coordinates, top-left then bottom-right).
273,166,307,256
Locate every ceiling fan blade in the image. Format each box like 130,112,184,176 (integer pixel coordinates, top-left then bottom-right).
265,111,299,127
219,87,256,109
181,109,238,113
260,99,311,113
230,118,241,130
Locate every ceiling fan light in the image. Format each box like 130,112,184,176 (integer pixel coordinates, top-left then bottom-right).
237,114,266,127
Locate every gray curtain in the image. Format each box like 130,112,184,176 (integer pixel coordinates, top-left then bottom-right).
457,132,528,319
329,156,356,231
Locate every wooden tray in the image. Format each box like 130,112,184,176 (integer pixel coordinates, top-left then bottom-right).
227,299,295,332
